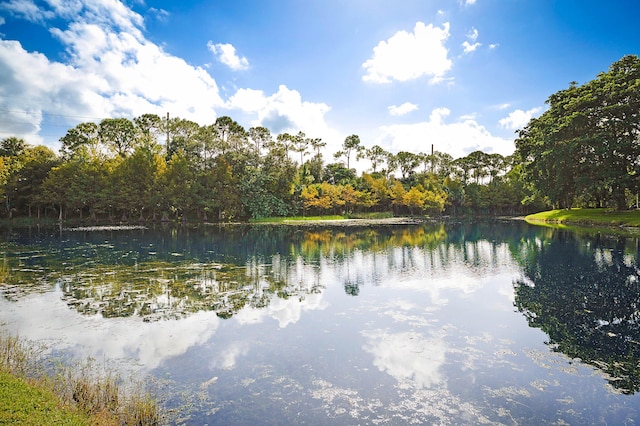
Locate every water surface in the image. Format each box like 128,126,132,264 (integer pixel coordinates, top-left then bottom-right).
1,222,639,424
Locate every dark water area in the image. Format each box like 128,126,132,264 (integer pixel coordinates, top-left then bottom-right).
1,221,640,424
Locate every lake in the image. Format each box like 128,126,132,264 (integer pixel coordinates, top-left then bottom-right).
1,221,639,424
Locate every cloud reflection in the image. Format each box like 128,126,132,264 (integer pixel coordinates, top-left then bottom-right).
362,330,447,388
234,290,327,328
0,288,220,370
211,341,250,370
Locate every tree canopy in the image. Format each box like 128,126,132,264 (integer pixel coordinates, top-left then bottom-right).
2,55,637,222
515,55,640,210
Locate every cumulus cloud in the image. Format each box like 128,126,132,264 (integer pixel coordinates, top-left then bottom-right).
363,330,447,388
462,27,481,53
0,0,224,148
375,107,514,159
207,41,249,71
498,107,542,130
226,85,343,151
362,22,452,84
388,102,418,116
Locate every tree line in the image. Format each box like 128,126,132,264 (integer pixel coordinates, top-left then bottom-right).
0,55,637,223
515,55,640,210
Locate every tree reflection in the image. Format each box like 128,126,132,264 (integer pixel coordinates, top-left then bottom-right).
1,222,539,323
514,231,640,394
1,224,452,320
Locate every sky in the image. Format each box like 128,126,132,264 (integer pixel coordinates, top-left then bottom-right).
1,0,639,165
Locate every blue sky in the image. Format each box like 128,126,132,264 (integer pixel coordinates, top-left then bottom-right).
1,0,639,164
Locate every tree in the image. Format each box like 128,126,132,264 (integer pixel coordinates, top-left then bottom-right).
465,150,491,184
161,150,196,221
98,118,137,158
323,162,356,186
208,156,242,220
111,144,164,220
515,55,640,210
215,116,247,153
59,122,100,159
292,131,309,165
166,118,201,163
275,133,294,160
133,113,163,146
248,126,272,154
365,145,388,173
334,134,363,169
443,177,464,215
395,151,420,179
0,137,26,157
402,186,425,215
10,145,58,219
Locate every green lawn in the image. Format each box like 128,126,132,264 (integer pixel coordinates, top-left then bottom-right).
525,208,640,227
249,212,394,223
0,371,90,425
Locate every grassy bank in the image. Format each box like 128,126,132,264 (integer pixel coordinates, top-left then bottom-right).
249,212,394,223
525,208,640,227
0,332,161,425
0,371,90,425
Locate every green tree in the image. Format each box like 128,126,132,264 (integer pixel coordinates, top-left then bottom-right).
59,122,100,159
0,136,26,157
334,134,363,169
11,145,58,219
364,145,388,173
98,117,137,158
248,126,272,154
395,151,420,179
292,131,309,166
515,55,640,210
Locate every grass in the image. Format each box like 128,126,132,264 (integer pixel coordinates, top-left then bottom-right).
525,208,640,227
0,331,161,425
250,215,348,223
249,212,395,223
0,370,90,425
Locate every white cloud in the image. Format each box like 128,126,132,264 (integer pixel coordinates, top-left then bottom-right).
363,330,447,388
498,107,542,130
0,0,55,23
464,0,477,5
462,41,481,53
489,43,499,49
375,107,514,159
388,102,418,116
148,7,169,22
0,290,220,371
226,85,343,152
362,22,452,84
462,27,481,53
211,341,250,370
207,41,249,71
0,0,226,149
467,27,479,42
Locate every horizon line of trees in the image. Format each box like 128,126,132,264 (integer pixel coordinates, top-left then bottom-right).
0,116,532,223
0,55,637,223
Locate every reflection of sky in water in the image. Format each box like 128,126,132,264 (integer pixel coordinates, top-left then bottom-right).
2,224,640,424
362,329,446,388
0,286,220,370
